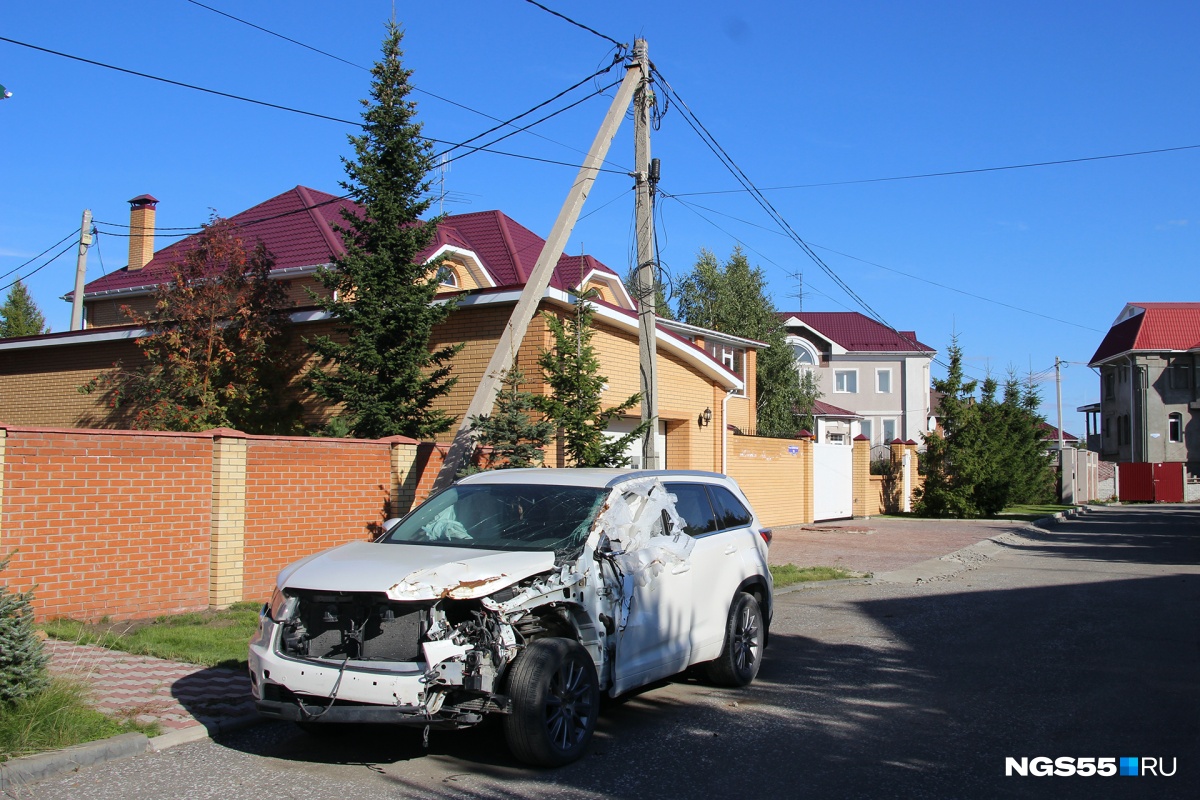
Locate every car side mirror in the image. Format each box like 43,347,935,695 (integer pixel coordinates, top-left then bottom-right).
383,517,401,531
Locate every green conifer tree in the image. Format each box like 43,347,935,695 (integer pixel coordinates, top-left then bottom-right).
306,22,462,439
0,553,49,704
915,336,982,517
0,280,47,338
467,365,554,471
538,292,645,467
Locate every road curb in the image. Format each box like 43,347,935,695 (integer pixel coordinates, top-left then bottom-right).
0,731,148,792
0,713,266,789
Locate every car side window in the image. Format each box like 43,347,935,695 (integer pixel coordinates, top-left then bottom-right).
663,482,718,537
706,485,753,532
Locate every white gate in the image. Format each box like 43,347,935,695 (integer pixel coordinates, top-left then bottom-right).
813,443,854,521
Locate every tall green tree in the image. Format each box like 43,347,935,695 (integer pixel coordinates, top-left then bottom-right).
306,22,462,440
81,217,296,433
0,280,47,338
466,365,553,471
914,336,981,517
675,247,811,436
538,292,645,467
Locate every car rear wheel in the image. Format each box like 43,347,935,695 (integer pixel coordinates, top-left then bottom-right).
705,592,764,687
503,638,599,767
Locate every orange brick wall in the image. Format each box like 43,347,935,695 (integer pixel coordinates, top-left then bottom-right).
725,435,813,527
241,436,395,603
0,338,146,428
0,427,212,620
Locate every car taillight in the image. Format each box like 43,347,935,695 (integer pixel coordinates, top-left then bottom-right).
758,528,772,546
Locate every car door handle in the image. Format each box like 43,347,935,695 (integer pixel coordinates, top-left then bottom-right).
724,544,737,555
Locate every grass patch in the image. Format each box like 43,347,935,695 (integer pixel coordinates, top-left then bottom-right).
770,564,862,588
0,678,158,763
992,504,1074,521
42,602,261,672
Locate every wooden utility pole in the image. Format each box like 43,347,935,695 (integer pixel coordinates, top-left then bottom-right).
69,209,92,331
433,44,646,488
633,39,659,469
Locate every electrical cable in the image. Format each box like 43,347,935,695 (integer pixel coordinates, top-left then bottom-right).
661,191,1102,334
182,0,630,170
0,35,630,174
672,143,1200,197
0,241,76,296
0,230,78,283
520,0,627,50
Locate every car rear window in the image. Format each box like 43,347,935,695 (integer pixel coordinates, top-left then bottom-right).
662,482,717,536
706,485,753,531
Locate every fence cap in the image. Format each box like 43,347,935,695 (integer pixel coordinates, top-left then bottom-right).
890,438,905,445
797,429,814,440
853,434,869,442
905,439,918,446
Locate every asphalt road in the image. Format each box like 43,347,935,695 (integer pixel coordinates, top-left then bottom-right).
17,505,1200,799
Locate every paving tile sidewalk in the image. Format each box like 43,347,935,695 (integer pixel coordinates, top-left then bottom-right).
43,639,255,733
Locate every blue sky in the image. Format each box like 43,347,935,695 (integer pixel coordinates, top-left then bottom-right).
3,1,1197,435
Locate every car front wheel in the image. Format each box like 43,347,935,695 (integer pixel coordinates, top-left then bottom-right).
503,638,599,767
705,592,764,687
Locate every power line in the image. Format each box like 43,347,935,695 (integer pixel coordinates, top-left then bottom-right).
0,35,629,174
662,191,1102,334
0,230,78,283
0,241,76,296
520,0,626,50
671,143,1200,197
183,0,629,170
0,35,362,126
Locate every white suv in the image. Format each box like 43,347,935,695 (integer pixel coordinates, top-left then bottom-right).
249,469,773,766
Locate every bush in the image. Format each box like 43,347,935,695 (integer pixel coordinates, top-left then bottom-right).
0,552,49,705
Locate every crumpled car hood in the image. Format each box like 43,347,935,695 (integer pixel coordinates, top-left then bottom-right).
278,541,556,601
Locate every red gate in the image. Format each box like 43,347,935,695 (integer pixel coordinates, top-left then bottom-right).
1117,462,1184,502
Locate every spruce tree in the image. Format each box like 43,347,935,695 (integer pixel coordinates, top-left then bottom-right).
915,336,981,517
0,553,49,704
466,365,553,471
0,280,47,338
675,247,811,436
306,21,462,440
538,292,645,467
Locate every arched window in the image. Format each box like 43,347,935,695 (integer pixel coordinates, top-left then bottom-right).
788,337,817,367
436,265,459,287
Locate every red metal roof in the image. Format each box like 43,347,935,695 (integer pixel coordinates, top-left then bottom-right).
1089,302,1200,365
81,187,618,298
1038,421,1079,442
778,311,934,353
813,400,860,418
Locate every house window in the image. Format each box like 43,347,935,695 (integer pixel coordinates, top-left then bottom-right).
860,419,873,443
882,418,897,443
835,370,858,393
1168,413,1183,443
876,369,892,394
436,265,459,287
1104,372,1115,400
789,339,817,367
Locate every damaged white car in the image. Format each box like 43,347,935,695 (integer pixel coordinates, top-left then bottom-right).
249,469,773,766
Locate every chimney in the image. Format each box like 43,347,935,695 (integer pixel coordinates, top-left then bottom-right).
127,194,158,271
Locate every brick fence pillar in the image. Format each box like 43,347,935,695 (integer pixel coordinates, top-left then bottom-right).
386,437,419,520
210,429,247,607
798,431,815,524
0,428,6,549
851,434,871,518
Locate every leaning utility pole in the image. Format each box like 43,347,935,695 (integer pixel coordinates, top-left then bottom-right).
632,39,659,469
69,209,92,331
433,42,646,488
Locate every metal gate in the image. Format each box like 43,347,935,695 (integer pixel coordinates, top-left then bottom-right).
1117,462,1185,503
813,443,854,520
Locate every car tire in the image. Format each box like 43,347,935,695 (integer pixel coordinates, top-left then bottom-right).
704,592,764,687
503,638,600,767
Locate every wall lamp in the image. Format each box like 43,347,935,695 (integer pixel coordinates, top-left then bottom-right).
700,407,712,427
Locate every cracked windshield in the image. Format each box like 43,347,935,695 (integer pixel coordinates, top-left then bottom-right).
381,485,608,556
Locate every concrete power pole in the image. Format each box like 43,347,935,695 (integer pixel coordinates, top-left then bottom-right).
432,45,645,489
70,209,93,331
633,39,659,469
